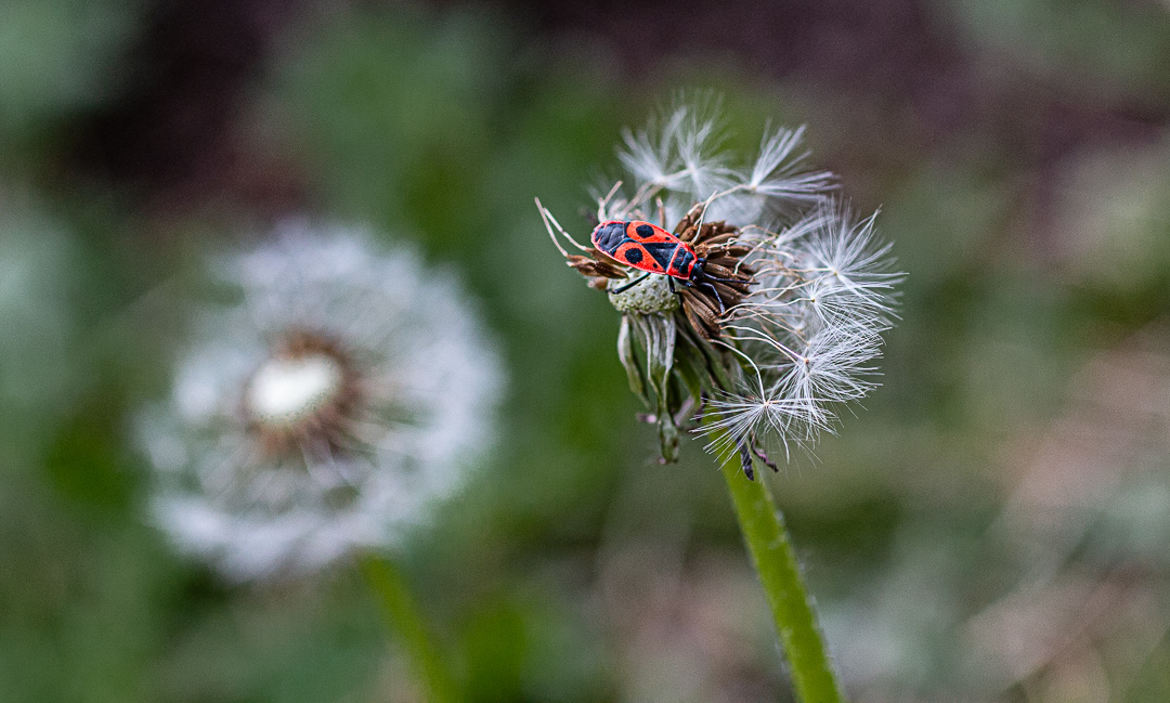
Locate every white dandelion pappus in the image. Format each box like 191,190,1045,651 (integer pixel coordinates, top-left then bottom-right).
540,98,902,477
792,205,901,325
138,221,502,581
709,204,900,463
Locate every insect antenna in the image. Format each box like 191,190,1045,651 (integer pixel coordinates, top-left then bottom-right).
535,197,591,254
751,439,780,473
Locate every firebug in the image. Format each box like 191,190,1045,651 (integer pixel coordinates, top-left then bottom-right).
590,220,737,311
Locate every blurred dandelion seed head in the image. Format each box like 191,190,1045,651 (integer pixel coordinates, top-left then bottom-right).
138,221,502,581
538,97,902,475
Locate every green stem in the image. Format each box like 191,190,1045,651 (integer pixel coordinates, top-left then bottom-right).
361,555,458,703
718,445,845,703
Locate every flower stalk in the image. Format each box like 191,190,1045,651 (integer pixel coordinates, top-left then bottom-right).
715,423,844,702
363,556,459,703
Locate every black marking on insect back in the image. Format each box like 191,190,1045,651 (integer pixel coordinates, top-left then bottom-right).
671,247,696,277
641,241,681,272
624,248,644,265
635,224,655,239
592,222,627,254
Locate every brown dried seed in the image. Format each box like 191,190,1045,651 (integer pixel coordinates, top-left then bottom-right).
696,221,734,238
673,203,706,236
681,294,721,339
688,286,723,317
711,280,748,302
712,286,750,304
588,277,610,290
703,259,748,274
570,262,611,280
697,244,741,261
707,249,753,267
585,249,629,277
702,262,749,280
701,247,747,263
706,259,755,286
681,299,714,339
684,307,710,339
568,253,625,279
595,262,628,278
699,232,738,248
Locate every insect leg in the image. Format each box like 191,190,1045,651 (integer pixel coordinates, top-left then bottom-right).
535,197,591,253
751,438,780,473
697,281,727,313
609,272,652,294
738,440,755,480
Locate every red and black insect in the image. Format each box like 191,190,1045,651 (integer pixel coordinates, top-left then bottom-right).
590,220,739,311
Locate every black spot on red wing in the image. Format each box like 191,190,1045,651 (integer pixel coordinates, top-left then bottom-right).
624,248,644,265
635,224,655,239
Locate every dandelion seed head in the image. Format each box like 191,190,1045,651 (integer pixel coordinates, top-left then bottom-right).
139,221,503,581
540,96,902,475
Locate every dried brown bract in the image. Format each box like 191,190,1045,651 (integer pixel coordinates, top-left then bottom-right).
673,202,756,340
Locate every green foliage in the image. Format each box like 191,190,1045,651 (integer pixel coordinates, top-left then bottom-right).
0,0,141,165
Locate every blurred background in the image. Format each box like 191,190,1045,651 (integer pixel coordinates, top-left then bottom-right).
3,0,1170,700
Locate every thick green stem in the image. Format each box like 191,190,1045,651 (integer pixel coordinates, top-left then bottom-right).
718,449,845,703
361,556,458,703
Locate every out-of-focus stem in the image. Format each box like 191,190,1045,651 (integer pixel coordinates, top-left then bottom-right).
362,556,458,703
